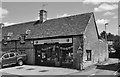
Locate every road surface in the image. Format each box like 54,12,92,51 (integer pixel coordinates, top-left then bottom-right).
0,58,119,77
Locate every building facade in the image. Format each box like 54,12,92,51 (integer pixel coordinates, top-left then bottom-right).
1,9,108,70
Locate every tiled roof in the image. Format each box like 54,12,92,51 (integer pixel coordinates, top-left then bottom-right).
2,12,93,40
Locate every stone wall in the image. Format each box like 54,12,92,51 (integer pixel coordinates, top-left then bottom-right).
2,41,16,51
73,36,83,69
83,14,108,69
1,40,35,65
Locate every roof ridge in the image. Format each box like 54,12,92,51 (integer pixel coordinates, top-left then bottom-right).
3,12,93,28
3,20,36,28
47,12,93,21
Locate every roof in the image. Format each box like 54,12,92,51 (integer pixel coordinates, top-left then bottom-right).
2,12,94,40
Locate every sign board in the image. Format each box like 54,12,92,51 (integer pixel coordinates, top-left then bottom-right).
34,38,72,45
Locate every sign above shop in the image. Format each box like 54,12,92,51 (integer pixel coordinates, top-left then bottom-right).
34,38,72,45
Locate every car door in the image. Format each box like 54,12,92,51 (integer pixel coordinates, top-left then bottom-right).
2,53,10,66
9,53,16,64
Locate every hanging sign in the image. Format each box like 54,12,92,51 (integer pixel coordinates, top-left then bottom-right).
34,38,72,45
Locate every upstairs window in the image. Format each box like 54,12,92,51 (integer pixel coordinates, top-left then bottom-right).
7,32,13,37
26,29,31,35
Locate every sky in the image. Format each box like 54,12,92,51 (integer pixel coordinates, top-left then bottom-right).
0,0,119,35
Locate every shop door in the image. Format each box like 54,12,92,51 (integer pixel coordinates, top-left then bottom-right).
35,45,42,65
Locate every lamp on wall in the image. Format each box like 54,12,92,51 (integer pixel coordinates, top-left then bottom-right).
19,33,28,44
2,39,7,45
19,29,31,44
78,46,83,55
7,32,13,40
2,36,9,45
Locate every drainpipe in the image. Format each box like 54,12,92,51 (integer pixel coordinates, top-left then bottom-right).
15,40,17,52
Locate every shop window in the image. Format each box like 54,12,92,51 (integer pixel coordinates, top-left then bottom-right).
86,50,91,61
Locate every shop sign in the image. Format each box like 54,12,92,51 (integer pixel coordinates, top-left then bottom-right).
34,38,72,45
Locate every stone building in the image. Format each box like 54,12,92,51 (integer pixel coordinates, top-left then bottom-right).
1,9,108,70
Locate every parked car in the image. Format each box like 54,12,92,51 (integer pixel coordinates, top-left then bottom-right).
0,52,27,68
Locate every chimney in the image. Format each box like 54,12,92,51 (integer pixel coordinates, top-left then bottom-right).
39,9,47,23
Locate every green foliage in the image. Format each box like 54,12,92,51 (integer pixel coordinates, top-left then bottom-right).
100,31,106,39
112,35,120,57
100,31,120,58
100,31,115,41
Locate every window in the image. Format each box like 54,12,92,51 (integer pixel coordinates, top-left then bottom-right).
86,50,91,61
3,54,9,59
7,32,13,36
9,53,15,57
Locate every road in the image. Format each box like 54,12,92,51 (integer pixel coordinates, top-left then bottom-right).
0,58,120,77
70,58,120,77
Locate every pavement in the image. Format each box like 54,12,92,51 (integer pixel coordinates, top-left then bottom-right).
0,58,119,77
0,65,79,75
70,58,120,75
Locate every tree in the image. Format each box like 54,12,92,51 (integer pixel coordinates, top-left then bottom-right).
107,33,115,41
100,31,106,39
100,31,120,58
112,35,120,58
100,31,115,41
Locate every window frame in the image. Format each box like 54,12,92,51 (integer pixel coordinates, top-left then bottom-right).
9,53,16,58
86,50,91,61
2,53,10,59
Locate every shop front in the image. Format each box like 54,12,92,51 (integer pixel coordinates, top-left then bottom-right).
34,38,73,68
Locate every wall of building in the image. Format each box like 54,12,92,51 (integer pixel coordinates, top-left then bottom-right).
0,27,2,56
0,41,2,57
91,40,107,64
73,36,83,69
16,40,35,64
2,41,16,51
118,27,120,36
1,40,35,65
83,14,108,68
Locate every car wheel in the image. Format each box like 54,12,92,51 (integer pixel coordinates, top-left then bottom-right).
18,60,23,66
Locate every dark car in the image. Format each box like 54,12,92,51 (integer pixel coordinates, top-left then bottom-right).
0,52,27,68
